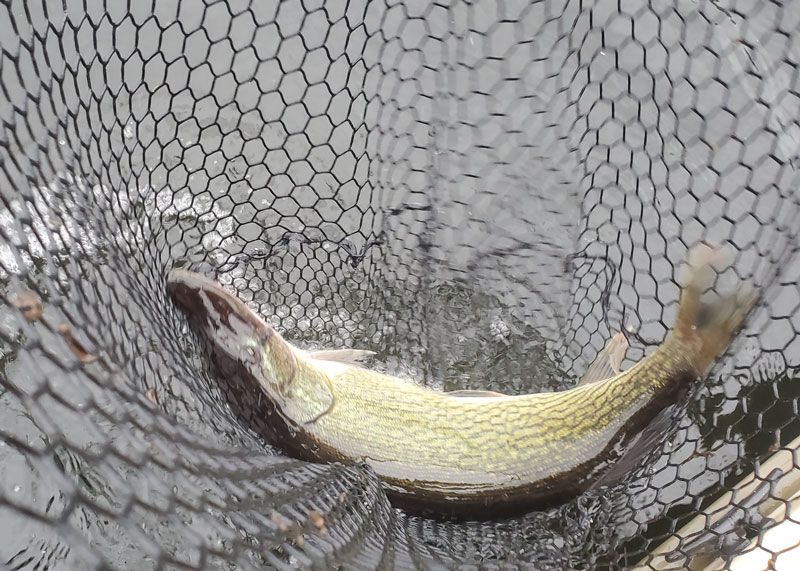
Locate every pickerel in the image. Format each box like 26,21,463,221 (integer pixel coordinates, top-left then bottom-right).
167,244,757,518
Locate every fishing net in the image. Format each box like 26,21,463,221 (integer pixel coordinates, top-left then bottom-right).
1,0,800,569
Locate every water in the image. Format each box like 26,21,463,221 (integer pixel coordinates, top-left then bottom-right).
1,0,800,568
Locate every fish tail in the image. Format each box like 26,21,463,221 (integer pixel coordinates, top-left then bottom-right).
670,243,759,374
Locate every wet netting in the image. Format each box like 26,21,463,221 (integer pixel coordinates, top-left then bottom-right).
1,0,800,569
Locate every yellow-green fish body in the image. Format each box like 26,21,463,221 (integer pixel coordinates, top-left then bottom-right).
167,244,757,518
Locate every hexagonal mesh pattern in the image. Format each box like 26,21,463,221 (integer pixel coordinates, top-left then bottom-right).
1,0,800,569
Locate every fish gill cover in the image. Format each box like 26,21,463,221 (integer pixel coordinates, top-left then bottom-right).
0,0,799,569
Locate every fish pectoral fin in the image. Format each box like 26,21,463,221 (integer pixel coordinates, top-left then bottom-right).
576,331,629,386
446,389,507,398
308,349,376,366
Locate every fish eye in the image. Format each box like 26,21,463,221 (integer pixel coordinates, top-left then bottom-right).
243,345,258,364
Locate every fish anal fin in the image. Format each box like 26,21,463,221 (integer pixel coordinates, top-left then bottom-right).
577,332,629,386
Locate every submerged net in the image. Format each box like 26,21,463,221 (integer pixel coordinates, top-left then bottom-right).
1,0,800,569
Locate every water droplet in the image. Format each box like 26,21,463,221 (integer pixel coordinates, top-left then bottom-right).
13,485,21,493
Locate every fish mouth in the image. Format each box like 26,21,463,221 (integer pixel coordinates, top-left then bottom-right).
166,269,273,357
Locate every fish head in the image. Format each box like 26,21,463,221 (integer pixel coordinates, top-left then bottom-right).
166,269,295,404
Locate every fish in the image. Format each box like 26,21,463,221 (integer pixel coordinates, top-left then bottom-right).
166,243,758,519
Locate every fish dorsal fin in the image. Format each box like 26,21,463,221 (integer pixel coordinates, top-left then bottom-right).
308,349,376,367
576,332,629,386
446,389,507,398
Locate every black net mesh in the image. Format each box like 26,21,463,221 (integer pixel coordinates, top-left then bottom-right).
1,0,800,569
